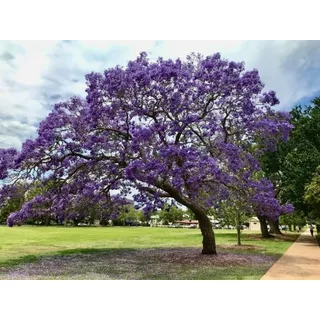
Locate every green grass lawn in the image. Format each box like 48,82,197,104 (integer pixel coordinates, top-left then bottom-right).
0,226,299,280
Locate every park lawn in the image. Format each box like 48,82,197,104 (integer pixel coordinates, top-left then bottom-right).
0,226,299,280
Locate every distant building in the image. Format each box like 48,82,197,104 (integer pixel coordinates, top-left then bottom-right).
176,220,199,227
248,217,260,231
150,214,160,226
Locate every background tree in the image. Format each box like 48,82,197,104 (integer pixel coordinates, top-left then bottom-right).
260,98,320,229
218,200,252,245
0,52,293,254
279,211,306,232
185,208,197,221
158,204,184,225
0,184,25,224
113,204,145,226
304,166,320,232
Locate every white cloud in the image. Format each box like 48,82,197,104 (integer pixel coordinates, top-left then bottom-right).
0,41,58,149
149,40,244,60
0,119,37,148
1,40,320,149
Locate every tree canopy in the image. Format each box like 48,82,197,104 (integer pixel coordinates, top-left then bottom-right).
0,52,293,254
158,204,185,224
305,166,320,224
261,98,320,225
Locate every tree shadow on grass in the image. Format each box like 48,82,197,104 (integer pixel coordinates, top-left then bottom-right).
243,233,299,243
0,246,278,280
191,231,299,242
0,248,135,269
0,232,298,273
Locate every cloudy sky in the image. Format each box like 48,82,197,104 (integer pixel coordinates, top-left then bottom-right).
1,40,320,150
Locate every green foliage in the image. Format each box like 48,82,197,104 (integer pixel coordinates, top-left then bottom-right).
217,201,252,227
304,167,320,207
158,205,185,224
279,211,306,228
304,166,320,223
260,98,320,217
185,208,196,220
216,200,253,245
113,205,145,226
0,184,25,224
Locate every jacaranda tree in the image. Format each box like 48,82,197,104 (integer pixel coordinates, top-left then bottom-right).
0,52,294,254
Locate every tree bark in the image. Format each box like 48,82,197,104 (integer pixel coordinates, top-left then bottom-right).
156,182,217,254
236,226,241,246
236,211,241,245
45,215,50,226
258,215,271,238
198,214,217,254
268,218,282,234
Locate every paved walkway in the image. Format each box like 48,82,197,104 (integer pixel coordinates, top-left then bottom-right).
261,230,320,280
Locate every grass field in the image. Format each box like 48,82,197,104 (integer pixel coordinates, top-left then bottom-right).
0,226,299,280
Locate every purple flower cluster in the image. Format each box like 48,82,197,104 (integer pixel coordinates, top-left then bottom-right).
248,179,294,220
0,148,17,180
0,52,294,226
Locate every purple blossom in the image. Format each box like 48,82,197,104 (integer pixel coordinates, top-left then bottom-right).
0,51,294,230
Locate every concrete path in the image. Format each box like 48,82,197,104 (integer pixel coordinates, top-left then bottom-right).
261,231,320,280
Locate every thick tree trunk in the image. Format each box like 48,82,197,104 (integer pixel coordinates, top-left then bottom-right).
268,218,282,234
258,215,271,238
198,214,217,254
157,182,217,254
